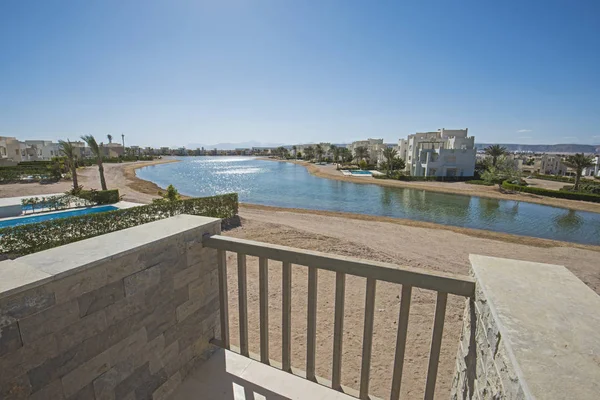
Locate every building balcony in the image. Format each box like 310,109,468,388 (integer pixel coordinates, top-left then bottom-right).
1,216,598,400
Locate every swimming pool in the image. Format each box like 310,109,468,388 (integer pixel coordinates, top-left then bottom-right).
0,205,118,229
351,170,373,176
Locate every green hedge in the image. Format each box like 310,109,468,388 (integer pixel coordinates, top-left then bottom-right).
77,189,120,205
465,180,494,186
531,174,575,183
502,181,600,203
0,193,238,256
373,174,476,182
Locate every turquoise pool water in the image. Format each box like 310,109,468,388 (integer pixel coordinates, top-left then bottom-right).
0,205,118,229
351,170,373,175
136,157,600,245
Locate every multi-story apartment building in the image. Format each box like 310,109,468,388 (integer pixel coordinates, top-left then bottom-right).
397,128,476,177
347,139,386,165
517,154,567,176
583,155,600,177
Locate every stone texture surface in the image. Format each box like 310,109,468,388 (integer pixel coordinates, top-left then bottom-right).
451,255,600,400
0,215,221,400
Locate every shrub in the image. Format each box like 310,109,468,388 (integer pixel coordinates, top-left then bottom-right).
465,180,494,186
153,184,180,203
77,189,120,205
502,181,600,203
0,193,238,256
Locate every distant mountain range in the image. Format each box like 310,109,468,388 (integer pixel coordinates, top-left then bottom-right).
475,143,600,154
187,141,284,150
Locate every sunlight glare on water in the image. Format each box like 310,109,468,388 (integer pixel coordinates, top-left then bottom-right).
136,157,600,245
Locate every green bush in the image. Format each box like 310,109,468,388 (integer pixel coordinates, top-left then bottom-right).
502,181,600,203
396,175,475,182
532,174,574,183
465,180,494,186
0,193,238,256
77,189,120,205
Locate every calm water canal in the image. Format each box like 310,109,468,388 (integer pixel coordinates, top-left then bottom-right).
136,157,600,245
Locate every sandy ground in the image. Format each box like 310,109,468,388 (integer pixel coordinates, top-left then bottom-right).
222,209,600,400
2,159,600,398
262,158,600,214
0,159,177,203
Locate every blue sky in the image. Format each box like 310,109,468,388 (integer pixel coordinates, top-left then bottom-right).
1,0,599,148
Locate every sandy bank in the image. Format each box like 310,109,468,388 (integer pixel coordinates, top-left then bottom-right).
0,158,179,203
224,208,600,399
259,157,600,214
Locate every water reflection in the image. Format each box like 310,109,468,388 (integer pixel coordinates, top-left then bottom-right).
136,157,600,245
553,210,583,231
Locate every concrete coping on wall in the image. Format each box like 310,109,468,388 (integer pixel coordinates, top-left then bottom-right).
469,254,600,399
0,214,221,300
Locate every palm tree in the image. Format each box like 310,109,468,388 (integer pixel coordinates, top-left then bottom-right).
121,133,125,148
292,145,297,159
340,147,352,163
315,144,324,162
107,134,113,144
382,147,398,176
484,145,508,167
564,153,594,191
354,146,369,166
81,134,107,190
58,140,78,188
304,146,315,161
329,145,339,163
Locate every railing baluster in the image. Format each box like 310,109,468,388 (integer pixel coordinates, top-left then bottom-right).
390,285,413,400
306,266,318,381
259,257,269,364
359,278,377,399
217,249,230,349
424,292,448,400
282,261,292,372
332,271,346,390
237,253,249,357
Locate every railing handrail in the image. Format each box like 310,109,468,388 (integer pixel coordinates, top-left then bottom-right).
203,235,475,297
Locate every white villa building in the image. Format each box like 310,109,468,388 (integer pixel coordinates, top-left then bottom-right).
397,128,476,177
347,138,387,165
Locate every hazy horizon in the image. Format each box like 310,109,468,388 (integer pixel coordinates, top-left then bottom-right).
2,1,599,148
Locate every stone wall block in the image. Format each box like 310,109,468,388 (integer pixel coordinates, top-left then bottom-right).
28,379,63,400
60,350,111,398
55,310,108,352
123,264,161,297
152,371,182,400
19,300,80,344
50,266,107,304
0,287,55,328
78,280,125,318
0,322,22,357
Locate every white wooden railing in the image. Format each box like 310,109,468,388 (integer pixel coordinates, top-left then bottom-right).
203,235,475,400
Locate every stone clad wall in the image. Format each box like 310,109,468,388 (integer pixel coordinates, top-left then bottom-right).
451,255,600,400
449,288,526,400
0,215,221,400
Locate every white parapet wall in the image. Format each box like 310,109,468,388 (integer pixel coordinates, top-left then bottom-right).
451,254,600,399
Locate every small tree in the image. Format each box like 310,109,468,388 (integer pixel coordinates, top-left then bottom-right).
564,153,595,191
107,134,113,144
154,184,181,203
482,156,521,188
